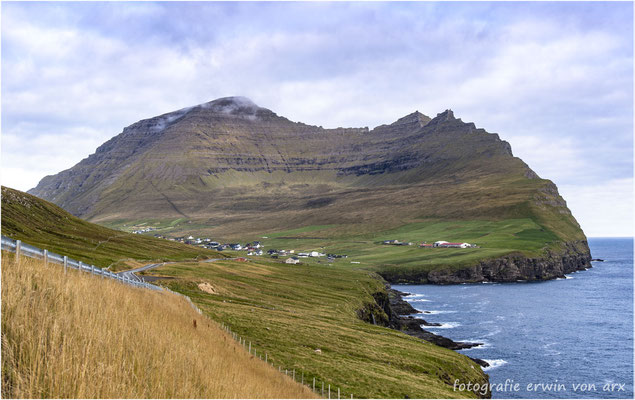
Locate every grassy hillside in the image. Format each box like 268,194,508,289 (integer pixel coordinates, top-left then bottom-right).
139,258,490,398
155,212,582,282
1,253,316,398
240,218,560,273
99,172,587,279
1,186,225,270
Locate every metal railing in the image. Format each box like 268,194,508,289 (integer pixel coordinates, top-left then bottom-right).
1,235,161,291
1,234,352,398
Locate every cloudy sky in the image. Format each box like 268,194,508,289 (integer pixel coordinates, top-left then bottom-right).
1,1,633,236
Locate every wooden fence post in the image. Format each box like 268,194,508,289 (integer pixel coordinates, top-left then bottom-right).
329,384,331,399
15,240,21,261
79,261,83,272
249,342,251,353
265,353,268,363
63,256,68,273
338,387,340,399
313,377,315,392
301,371,304,385
293,369,295,380
43,249,48,266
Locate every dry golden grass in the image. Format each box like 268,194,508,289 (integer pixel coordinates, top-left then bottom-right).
1,253,317,399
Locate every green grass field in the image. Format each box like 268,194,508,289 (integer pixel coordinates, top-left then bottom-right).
141,258,489,399
211,218,561,281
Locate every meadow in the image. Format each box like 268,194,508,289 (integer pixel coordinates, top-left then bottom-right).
1,253,315,398
140,257,489,398
209,218,562,281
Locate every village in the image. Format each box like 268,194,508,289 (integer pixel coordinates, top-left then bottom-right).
129,232,350,265
383,239,478,248
129,227,478,266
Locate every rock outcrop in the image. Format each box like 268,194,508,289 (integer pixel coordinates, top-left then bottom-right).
357,286,485,351
381,241,592,284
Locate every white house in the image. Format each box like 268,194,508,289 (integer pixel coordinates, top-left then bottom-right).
433,241,449,247
309,251,325,257
437,242,471,248
285,257,300,264
297,253,310,258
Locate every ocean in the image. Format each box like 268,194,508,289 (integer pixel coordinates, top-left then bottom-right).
395,238,633,398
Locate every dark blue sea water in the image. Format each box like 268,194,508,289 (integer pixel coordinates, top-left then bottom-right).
395,238,633,398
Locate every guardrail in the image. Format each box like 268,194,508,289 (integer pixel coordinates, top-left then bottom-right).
1,235,161,291
1,234,351,398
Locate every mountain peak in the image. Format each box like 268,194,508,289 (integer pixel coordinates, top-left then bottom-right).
200,96,266,120
436,109,455,121
390,111,432,128
203,96,257,108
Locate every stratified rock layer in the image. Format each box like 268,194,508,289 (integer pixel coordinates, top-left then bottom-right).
29,97,591,282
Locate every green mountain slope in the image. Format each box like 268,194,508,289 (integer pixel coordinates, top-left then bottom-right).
27,97,591,282
140,258,490,398
1,186,224,270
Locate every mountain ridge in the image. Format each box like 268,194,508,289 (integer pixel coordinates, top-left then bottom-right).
28,96,590,282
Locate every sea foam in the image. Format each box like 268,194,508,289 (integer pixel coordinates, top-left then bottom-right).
482,359,508,371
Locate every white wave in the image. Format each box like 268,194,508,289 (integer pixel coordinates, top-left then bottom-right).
486,331,502,338
482,359,508,371
403,293,427,299
565,275,574,279
541,342,562,356
423,322,460,329
458,340,492,351
418,310,457,315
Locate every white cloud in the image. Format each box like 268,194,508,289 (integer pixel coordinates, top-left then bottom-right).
0,2,632,237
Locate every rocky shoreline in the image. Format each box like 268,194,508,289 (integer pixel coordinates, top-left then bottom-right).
385,286,491,368
380,241,592,284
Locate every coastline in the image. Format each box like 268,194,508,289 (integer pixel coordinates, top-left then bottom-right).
379,240,592,284
383,284,491,368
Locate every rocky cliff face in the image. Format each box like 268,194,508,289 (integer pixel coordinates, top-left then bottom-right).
29,97,534,220
381,240,592,284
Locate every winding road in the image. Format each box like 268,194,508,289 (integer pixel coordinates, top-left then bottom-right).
117,257,231,282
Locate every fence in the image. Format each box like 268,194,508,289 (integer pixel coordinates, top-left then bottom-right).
1,235,161,291
1,235,352,398
218,321,352,399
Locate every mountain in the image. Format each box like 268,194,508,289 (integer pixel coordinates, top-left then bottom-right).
29,96,591,282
